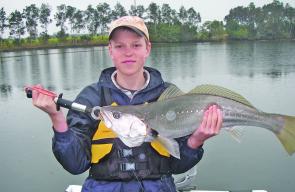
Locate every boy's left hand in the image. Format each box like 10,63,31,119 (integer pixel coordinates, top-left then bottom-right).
188,105,223,149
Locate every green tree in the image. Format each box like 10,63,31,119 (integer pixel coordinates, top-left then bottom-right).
129,5,137,16
85,5,99,35
111,3,127,20
146,2,161,34
66,5,76,33
161,4,173,25
72,10,85,34
129,5,145,18
96,3,111,34
55,4,68,36
187,7,201,30
171,9,180,25
284,3,295,38
39,3,52,37
178,6,188,24
225,3,259,39
246,2,258,38
0,7,6,39
252,6,264,38
225,19,249,40
225,6,248,25
149,23,181,42
8,10,25,40
146,2,161,24
261,0,285,39
206,20,226,40
23,4,39,39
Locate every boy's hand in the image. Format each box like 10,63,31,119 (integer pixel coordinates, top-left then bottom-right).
31,84,60,116
29,84,68,132
188,105,223,149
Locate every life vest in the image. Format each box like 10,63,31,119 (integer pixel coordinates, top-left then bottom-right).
89,86,173,180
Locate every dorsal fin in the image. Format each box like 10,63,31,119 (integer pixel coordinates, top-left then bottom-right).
188,84,255,108
158,83,184,101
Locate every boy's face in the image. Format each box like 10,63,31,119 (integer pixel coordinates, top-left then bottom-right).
108,29,151,77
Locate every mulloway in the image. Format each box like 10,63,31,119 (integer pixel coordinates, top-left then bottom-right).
99,84,295,159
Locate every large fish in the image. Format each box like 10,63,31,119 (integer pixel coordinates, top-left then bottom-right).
99,84,295,159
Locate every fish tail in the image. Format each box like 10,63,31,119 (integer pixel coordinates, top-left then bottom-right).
277,115,295,155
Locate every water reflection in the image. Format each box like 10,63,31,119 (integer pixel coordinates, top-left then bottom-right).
150,43,199,80
0,47,112,94
226,41,295,78
1,42,295,192
0,83,12,99
0,42,295,97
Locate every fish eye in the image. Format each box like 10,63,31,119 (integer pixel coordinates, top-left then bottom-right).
112,112,121,119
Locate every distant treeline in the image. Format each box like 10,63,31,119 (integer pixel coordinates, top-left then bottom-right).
0,0,295,50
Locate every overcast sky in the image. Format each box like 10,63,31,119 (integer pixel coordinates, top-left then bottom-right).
1,0,295,36
2,0,295,22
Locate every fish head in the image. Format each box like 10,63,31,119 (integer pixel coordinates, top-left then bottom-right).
100,107,148,147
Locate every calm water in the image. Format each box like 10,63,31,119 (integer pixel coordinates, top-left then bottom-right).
1,41,295,192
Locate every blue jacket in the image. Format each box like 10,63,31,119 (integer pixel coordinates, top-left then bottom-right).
52,67,204,192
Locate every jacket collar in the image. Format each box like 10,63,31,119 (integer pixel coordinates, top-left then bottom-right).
98,67,164,92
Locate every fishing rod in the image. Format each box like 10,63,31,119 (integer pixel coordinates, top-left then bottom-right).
24,86,101,120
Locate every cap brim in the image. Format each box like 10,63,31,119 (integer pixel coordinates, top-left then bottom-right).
109,26,147,40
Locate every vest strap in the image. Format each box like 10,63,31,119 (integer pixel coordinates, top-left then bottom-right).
120,162,135,171
119,162,149,172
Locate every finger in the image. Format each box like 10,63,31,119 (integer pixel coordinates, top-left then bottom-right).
35,84,43,88
32,89,40,105
215,108,223,134
211,105,218,132
200,109,209,129
39,93,49,105
192,110,208,136
206,106,213,132
40,94,55,107
31,84,43,104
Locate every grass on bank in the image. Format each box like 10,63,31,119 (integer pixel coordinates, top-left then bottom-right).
0,35,109,51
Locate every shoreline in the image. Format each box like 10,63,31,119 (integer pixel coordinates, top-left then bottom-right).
1,39,294,53
0,42,108,52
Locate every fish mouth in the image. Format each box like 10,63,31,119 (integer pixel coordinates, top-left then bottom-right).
99,110,113,128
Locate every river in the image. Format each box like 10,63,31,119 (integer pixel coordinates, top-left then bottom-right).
0,41,295,192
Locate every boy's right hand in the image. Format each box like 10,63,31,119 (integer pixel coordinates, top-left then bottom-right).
30,84,68,132
31,84,60,116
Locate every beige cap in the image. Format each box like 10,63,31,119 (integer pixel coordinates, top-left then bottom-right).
108,16,149,40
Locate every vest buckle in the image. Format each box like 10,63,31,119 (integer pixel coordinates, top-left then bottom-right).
120,162,136,171
118,149,133,157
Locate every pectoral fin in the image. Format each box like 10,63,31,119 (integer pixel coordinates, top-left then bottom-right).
224,126,244,143
155,135,180,159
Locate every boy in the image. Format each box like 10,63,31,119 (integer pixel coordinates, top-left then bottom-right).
31,16,222,192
